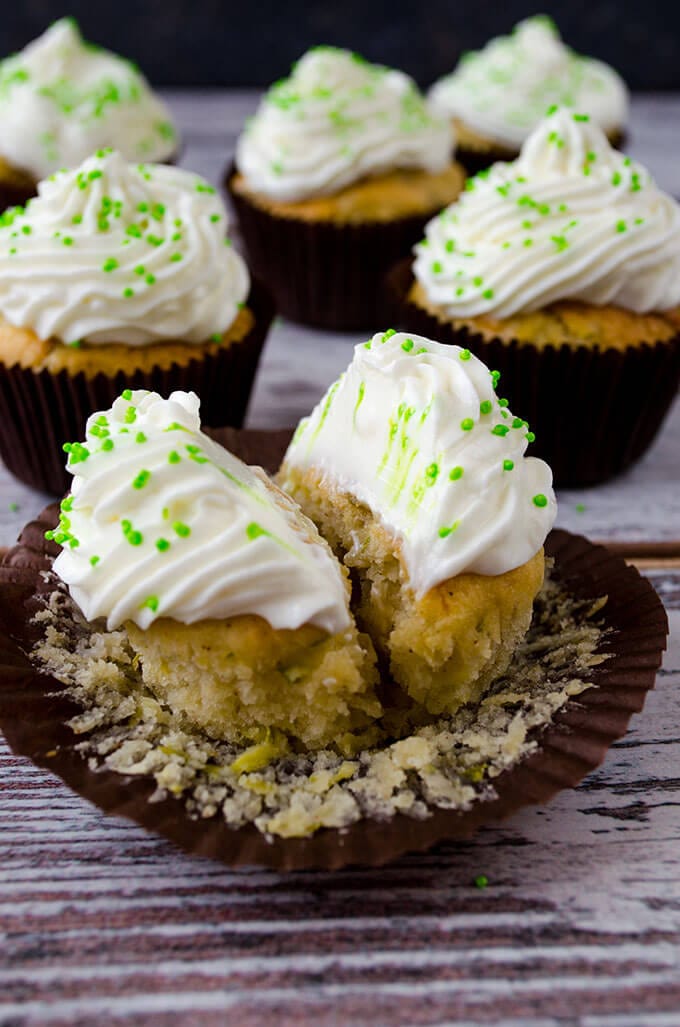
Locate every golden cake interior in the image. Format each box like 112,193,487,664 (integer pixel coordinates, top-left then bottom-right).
280,465,545,719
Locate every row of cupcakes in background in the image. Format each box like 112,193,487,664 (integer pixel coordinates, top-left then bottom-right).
0,17,676,495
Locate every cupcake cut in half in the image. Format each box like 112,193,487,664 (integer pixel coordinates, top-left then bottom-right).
280,329,556,718
50,389,380,753
227,46,464,329
429,16,628,175
391,108,680,485
0,149,273,494
0,18,179,212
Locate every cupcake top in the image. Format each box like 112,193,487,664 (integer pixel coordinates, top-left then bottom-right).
0,19,178,180
236,46,453,203
0,150,249,345
413,109,680,318
282,329,555,594
51,390,351,634
429,16,628,149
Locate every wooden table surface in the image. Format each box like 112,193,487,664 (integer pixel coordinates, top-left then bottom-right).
0,92,679,1026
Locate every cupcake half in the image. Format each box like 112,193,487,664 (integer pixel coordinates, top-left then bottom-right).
227,46,464,330
0,18,179,210
49,389,380,752
391,109,680,486
429,16,629,174
280,329,556,717
0,150,273,495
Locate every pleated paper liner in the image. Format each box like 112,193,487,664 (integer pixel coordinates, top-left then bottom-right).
387,259,680,488
0,428,668,871
0,278,275,497
225,162,446,331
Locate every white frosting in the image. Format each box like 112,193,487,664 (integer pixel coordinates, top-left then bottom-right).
52,390,351,634
429,16,628,149
413,109,680,317
0,151,249,345
236,46,453,202
281,330,555,595
0,19,178,179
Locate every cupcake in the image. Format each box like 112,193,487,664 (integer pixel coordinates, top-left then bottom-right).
0,18,179,211
49,389,380,752
391,109,680,486
227,46,464,330
0,149,273,496
280,328,556,717
429,16,629,175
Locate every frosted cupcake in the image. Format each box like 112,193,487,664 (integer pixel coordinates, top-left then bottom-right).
280,329,556,716
0,150,273,495
391,109,680,485
49,389,380,751
429,16,628,174
227,46,464,329
0,19,179,211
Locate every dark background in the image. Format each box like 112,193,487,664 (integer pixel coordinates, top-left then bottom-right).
2,2,678,90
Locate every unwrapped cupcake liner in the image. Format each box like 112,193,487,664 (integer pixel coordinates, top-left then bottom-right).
388,259,680,488
0,279,274,496
225,162,438,331
0,427,668,872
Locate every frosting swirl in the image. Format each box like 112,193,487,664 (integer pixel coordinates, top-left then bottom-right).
413,109,680,317
0,19,178,179
52,390,351,634
236,46,453,202
429,16,628,149
0,150,249,345
281,330,555,594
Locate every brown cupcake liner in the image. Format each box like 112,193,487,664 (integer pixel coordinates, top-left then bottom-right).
387,259,680,488
0,279,274,496
0,427,668,871
225,162,442,331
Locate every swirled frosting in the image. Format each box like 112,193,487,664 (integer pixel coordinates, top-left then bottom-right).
0,150,249,345
0,19,178,180
236,46,453,203
413,109,680,317
281,330,555,594
51,390,351,634
429,16,628,149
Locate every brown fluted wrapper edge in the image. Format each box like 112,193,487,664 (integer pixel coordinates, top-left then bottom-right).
387,259,680,488
0,279,275,497
225,162,439,331
0,428,668,871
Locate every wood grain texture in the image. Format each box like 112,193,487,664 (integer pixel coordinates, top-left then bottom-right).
0,91,679,1025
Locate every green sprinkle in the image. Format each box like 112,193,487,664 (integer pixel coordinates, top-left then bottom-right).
137,202,149,213
431,261,443,274
123,287,134,298
62,236,73,246
480,400,492,415
134,265,145,276
503,459,514,472
90,556,100,566
210,333,222,343
460,418,474,432
141,595,159,612
401,338,414,352
438,520,460,539
491,370,501,387
533,493,548,508
459,349,471,361
101,438,114,451
482,289,494,300
8,501,19,512
156,538,170,552
132,470,151,489
512,417,524,429
126,224,142,238
491,425,510,437
450,466,464,481
576,503,586,513
168,451,181,464
425,463,439,485
382,328,397,342
474,874,489,889
611,171,622,186
121,389,133,400
616,220,627,233
173,521,191,538
445,239,455,253
102,257,118,272
526,431,536,443
145,274,156,285
170,253,182,262
124,405,137,424
72,214,83,225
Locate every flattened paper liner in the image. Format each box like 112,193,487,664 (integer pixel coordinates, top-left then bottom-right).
0,279,274,496
0,429,668,870
225,162,442,331
387,259,680,488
